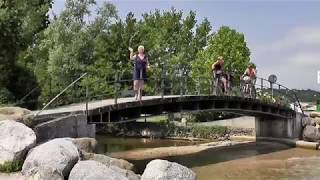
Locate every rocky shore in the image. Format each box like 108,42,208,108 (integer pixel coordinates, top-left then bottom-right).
0,107,197,180
302,112,320,142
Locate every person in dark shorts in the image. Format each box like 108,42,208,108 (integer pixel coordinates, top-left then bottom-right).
129,45,150,101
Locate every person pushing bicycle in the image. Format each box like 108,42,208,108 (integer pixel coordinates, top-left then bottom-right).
212,56,228,93
241,63,257,85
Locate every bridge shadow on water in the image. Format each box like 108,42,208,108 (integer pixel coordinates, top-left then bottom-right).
129,141,293,174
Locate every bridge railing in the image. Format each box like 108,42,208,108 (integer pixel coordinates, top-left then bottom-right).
15,70,304,117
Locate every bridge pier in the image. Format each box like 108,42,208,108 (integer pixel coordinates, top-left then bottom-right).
255,113,303,139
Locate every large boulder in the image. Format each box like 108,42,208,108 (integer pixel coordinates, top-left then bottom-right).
313,118,320,125
302,116,316,127
82,152,134,171
72,137,98,153
141,159,196,180
0,107,31,123
303,125,320,142
22,138,80,178
0,120,36,165
68,160,128,180
109,165,140,180
25,166,64,180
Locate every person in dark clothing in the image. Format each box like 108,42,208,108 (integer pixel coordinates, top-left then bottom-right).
129,45,150,101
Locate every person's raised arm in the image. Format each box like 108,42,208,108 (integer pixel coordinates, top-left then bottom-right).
211,61,217,71
129,47,136,60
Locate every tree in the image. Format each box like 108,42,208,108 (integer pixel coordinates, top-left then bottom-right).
192,26,251,89
0,0,52,107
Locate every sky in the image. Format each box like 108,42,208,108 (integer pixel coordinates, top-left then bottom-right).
51,0,320,90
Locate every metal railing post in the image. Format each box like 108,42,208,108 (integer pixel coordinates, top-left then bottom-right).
161,77,164,99
180,75,183,97
85,82,89,121
114,71,119,105
270,82,274,98
161,66,165,99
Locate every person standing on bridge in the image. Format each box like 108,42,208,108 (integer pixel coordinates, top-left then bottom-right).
129,45,150,101
212,56,228,92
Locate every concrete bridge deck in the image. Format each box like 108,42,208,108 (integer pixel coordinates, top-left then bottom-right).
33,95,177,117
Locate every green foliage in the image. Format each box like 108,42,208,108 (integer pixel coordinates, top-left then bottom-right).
191,26,251,86
0,160,23,173
290,89,320,103
2,0,252,108
256,90,290,107
168,124,228,139
191,125,228,139
0,0,52,108
0,88,14,105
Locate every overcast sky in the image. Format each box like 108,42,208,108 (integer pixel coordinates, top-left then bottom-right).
52,0,320,90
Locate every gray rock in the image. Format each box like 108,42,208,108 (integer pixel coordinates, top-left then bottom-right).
72,137,97,153
303,125,320,142
0,120,36,165
313,118,320,125
302,117,316,127
141,159,196,180
22,138,80,178
109,165,140,180
23,166,64,180
82,152,134,171
68,160,128,180
0,107,31,123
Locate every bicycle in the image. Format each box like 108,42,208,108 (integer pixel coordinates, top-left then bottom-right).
213,72,228,95
240,76,256,98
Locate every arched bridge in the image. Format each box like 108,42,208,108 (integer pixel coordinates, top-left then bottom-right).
30,73,305,140
34,95,295,123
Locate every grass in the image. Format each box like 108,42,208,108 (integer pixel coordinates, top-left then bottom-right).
0,160,23,173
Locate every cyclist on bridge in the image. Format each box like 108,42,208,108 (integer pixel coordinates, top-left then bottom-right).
241,63,257,85
129,45,150,101
212,56,228,93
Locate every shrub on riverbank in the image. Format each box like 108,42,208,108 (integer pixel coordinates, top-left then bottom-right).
168,124,228,139
101,121,254,140
0,160,23,173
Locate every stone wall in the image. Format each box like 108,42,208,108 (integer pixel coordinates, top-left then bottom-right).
33,114,95,142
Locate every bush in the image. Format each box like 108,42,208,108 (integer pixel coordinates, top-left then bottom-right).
191,125,228,139
0,160,23,173
168,123,228,139
0,88,15,105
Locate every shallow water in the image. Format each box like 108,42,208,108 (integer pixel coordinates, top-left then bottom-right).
96,135,205,153
97,136,320,180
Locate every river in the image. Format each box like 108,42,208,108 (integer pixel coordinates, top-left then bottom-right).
96,135,320,180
